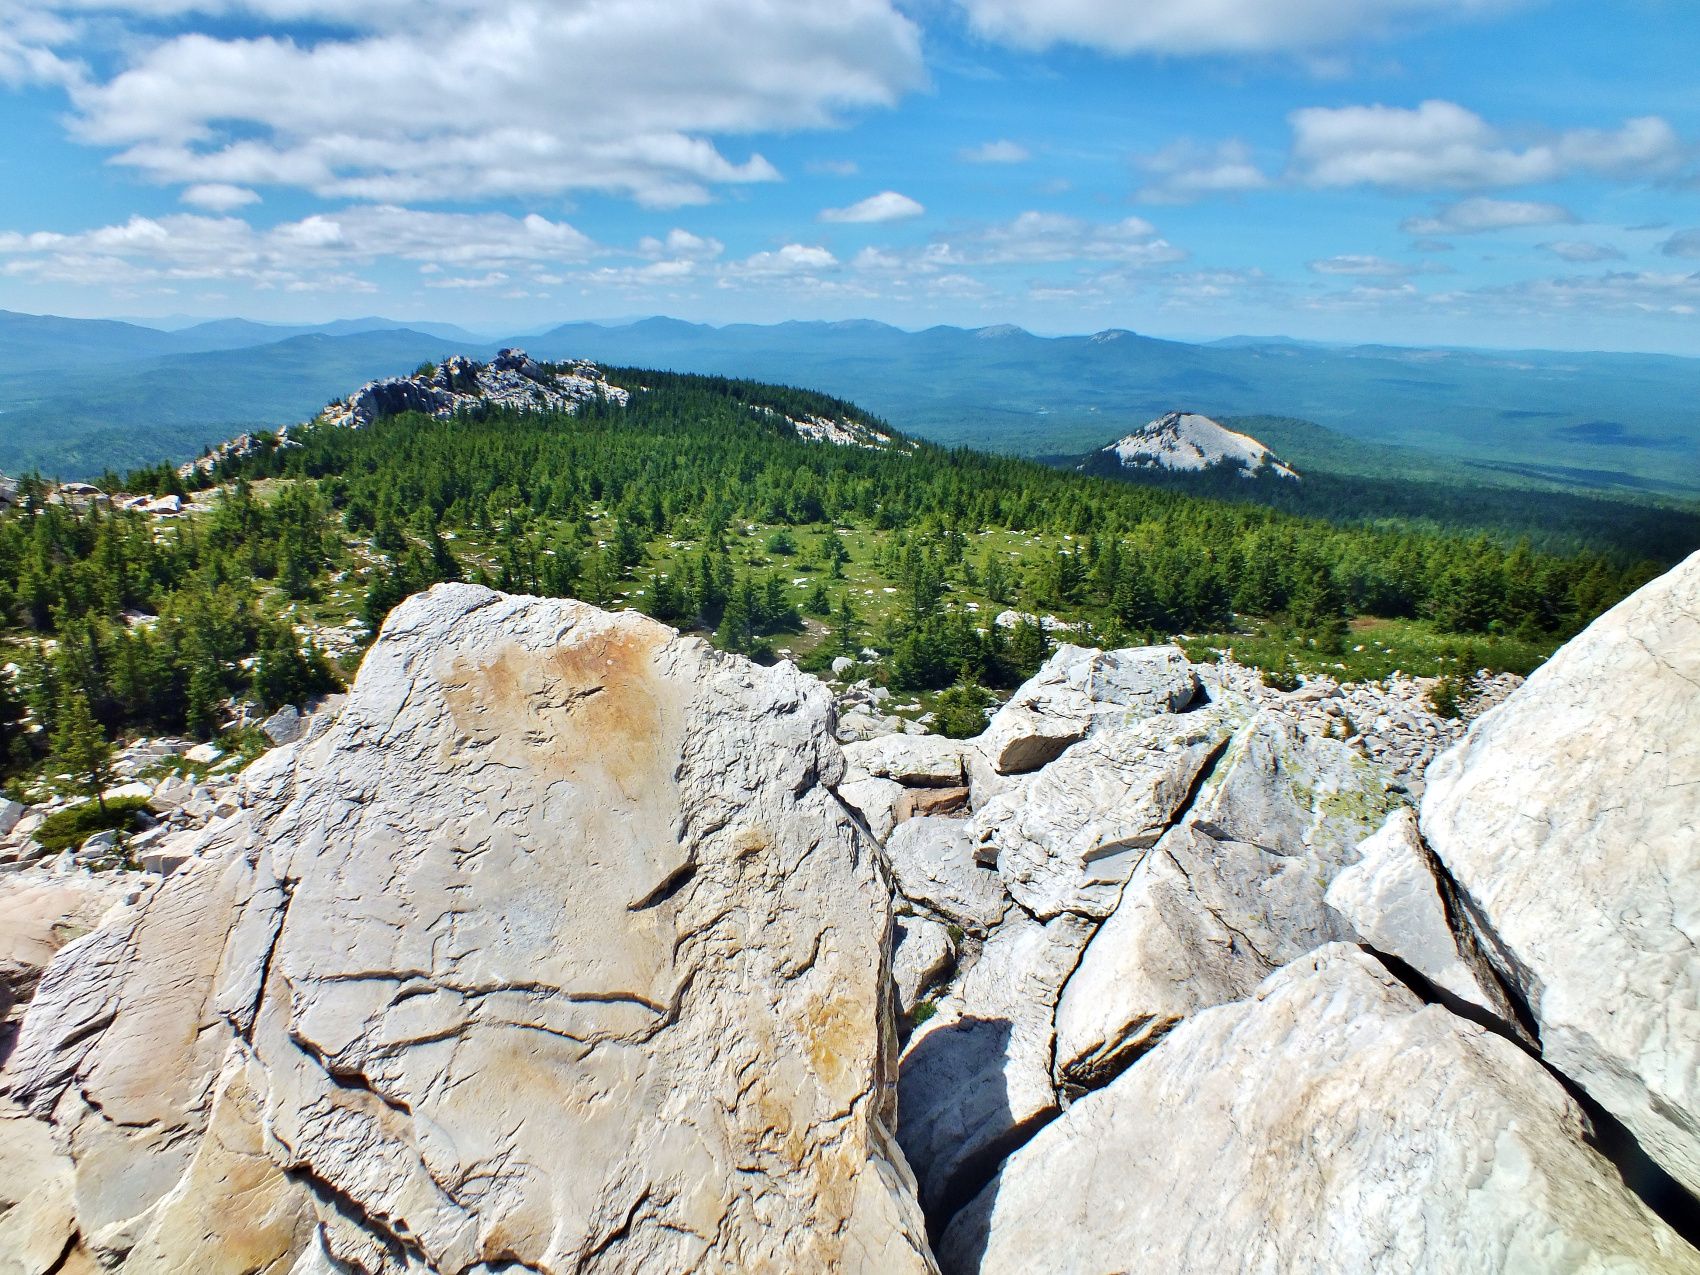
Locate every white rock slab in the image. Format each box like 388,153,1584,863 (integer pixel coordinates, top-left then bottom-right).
942,945,1700,1275
1423,550,1700,1199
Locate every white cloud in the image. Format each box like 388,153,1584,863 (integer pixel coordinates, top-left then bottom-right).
953,0,1528,54
36,0,923,206
820,190,925,223
1290,100,1683,190
1539,240,1624,263
965,211,1186,266
1401,196,1575,234
1466,270,1700,317
730,243,840,277
960,139,1031,164
807,158,861,176
180,182,260,211
0,205,599,289
1307,254,1415,277
636,228,725,261
1137,138,1269,204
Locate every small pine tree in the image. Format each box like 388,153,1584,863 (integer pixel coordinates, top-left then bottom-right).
52,688,115,812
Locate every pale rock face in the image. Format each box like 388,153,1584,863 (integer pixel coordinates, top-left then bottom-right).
1422,550,1700,1199
0,1096,87,1275
839,775,906,843
842,734,970,787
1326,808,1511,1020
1052,822,1348,1086
5,585,935,1274
0,870,138,1047
1101,411,1299,481
975,644,1198,774
891,915,956,1018
896,913,1094,1219
884,816,1008,934
942,946,1700,1275
1048,709,1399,1087
1188,709,1399,866
970,710,1234,920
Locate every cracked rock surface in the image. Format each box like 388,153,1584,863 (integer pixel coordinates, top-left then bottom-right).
1423,547,1700,1199
3,584,934,1274
939,945,1700,1275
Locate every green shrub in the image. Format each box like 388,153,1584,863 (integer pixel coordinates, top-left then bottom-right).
909,999,939,1028
34,796,151,855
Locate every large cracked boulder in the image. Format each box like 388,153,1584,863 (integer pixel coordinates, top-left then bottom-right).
1047,710,1401,1087
975,645,1198,774
970,711,1233,921
941,945,1700,1275
4,585,935,1274
1422,550,1700,1200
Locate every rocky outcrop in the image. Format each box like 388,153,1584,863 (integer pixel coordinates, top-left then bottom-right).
3,585,934,1273
326,350,631,430
970,711,1233,920
1093,411,1299,481
4,551,1696,1274
940,945,1700,1275
1422,548,1700,1198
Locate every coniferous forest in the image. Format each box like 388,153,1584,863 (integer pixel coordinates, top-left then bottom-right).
0,366,1678,786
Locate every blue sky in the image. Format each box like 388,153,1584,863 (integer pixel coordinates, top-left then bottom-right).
2,0,1698,351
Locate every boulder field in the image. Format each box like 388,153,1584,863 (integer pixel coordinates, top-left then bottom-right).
1,550,1696,1273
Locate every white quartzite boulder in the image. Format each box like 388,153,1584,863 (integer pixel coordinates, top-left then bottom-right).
975,645,1198,774
1326,807,1511,1020
1423,550,1700,1199
4,585,935,1274
970,711,1233,920
941,945,1700,1275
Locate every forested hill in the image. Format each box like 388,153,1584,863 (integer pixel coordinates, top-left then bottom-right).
1,365,1671,790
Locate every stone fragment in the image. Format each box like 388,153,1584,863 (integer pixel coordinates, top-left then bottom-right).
843,733,970,787
1326,808,1510,1019
892,915,956,1018
898,913,1095,1220
1053,822,1349,1087
885,816,1008,933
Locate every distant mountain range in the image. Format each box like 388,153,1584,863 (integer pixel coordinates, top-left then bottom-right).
2,310,1697,496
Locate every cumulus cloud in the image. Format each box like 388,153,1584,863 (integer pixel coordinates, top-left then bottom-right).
729,243,839,277
1307,254,1415,277
1137,138,1269,204
1401,197,1576,235
636,228,725,261
1539,240,1625,263
952,0,1528,54
960,139,1031,164
820,191,926,223
180,182,260,211
30,0,922,206
0,205,599,289
1290,100,1683,190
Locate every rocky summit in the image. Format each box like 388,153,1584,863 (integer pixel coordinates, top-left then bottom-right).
1096,410,1299,480
2,553,1698,1273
